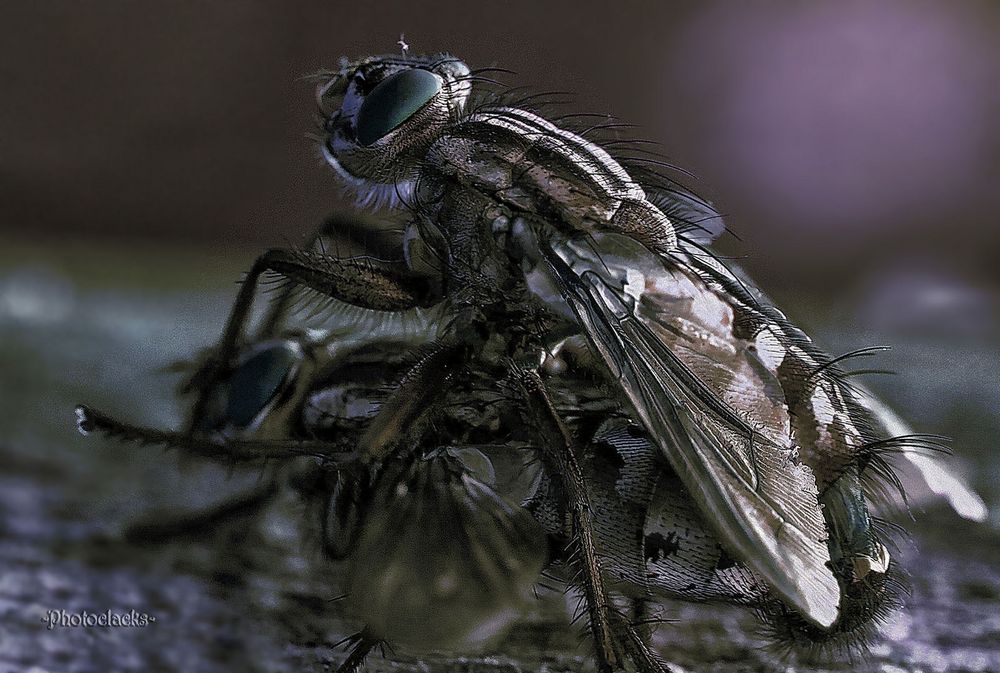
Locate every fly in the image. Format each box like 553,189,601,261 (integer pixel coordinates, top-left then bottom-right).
75,53,986,673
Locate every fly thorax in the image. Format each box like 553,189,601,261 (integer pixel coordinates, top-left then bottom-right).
482,213,573,328
421,182,527,296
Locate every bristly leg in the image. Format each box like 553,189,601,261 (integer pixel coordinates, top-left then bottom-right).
332,629,383,673
357,341,465,462
184,246,441,425
74,404,356,465
517,370,671,673
257,213,411,338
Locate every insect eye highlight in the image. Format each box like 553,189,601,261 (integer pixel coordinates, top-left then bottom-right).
355,69,442,147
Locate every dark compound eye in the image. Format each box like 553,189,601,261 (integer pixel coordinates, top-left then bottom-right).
355,69,441,147
226,342,300,428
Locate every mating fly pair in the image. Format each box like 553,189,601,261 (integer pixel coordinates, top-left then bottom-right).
76,53,985,673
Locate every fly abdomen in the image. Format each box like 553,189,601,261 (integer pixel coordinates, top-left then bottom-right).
524,419,771,605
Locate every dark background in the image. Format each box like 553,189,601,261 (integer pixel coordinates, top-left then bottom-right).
2,0,999,293
1,3,998,672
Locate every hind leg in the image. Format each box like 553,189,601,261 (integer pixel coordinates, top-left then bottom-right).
122,481,279,544
517,370,672,673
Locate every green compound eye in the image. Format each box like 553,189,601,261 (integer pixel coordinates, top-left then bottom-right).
226,342,299,427
356,69,442,147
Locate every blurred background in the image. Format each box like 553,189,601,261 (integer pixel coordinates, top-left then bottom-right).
2,1,1000,285
1,2,998,672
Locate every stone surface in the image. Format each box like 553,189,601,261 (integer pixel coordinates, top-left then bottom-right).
1,264,997,673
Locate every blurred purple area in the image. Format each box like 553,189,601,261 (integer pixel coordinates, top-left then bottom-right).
0,1,997,323
668,2,998,235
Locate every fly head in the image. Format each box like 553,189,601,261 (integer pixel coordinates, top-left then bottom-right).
317,54,472,198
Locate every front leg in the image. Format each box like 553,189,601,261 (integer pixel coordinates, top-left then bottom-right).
219,248,440,365
186,247,442,425
257,212,418,338
75,404,358,465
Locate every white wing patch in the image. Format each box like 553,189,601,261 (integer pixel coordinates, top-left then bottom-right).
543,235,842,628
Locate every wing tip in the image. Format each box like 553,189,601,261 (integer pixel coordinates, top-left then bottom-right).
802,589,841,630
773,564,841,630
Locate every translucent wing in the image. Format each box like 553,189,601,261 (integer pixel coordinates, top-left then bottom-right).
540,233,841,628
850,385,987,522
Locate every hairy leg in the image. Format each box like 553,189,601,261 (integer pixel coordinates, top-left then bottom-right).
517,370,671,673
357,341,465,462
258,213,410,338
75,404,355,465
332,629,384,673
186,246,441,425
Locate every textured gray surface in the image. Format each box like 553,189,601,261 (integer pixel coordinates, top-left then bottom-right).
0,267,998,673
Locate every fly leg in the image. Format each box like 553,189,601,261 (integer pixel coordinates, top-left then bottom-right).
257,213,410,338
185,246,442,426
516,369,621,672
122,481,279,544
76,403,362,546
356,341,465,462
75,404,357,465
517,370,672,673
628,597,660,644
332,629,384,673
